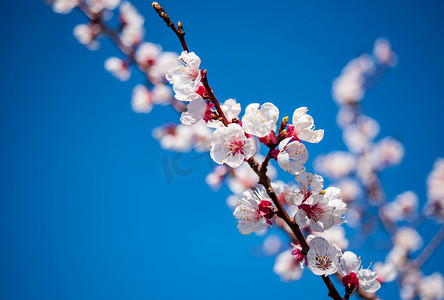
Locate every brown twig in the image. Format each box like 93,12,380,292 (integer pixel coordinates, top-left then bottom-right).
152,2,189,52
201,70,229,126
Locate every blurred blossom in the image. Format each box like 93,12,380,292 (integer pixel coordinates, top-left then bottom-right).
86,0,120,13
373,38,398,67
52,0,79,14
332,54,375,104
336,106,356,128
345,207,361,228
262,234,283,256
383,191,418,222
225,194,239,210
73,23,100,49
333,179,361,203
425,158,444,220
135,42,161,69
418,272,444,300
372,137,404,170
373,262,397,283
153,123,193,152
131,85,153,113
273,249,304,281
386,246,408,269
343,116,380,154
312,226,349,250
314,151,356,180
104,57,130,81
205,165,228,191
119,1,145,46
148,52,180,84
394,227,423,253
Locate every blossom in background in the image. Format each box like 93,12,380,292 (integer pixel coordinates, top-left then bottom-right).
207,98,241,128
52,0,79,14
135,42,161,69
382,191,418,222
288,107,324,143
274,249,304,281
210,123,256,168
86,0,120,13
314,151,356,180
119,1,145,47
333,179,361,204
276,137,308,175
373,38,398,66
340,251,381,293
372,137,404,169
393,227,423,253
241,103,279,137
425,158,444,220
418,272,444,300
262,234,283,256
73,23,100,49
233,188,275,235
148,52,180,84
307,237,342,276
104,57,130,81
166,51,202,101
373,262,397,283
312,226,349,250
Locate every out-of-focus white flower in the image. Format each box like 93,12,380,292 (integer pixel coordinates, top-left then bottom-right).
119,0,145,47
383,191,418,222
307,237,342,276
73,23,100,49
152,84,173,105
241,103,279,137
373,262,397,283
86,0,120,13
425,158,444,220
166,51,202,101
104,57,130,81
207,98,241,128
152,123,193,152
333,179,361,203
386,246,408,269
277,137,308,175
274,249,304,281
227,156,276,194
205,165,228,191
343,116,379,154
418,272,444,300
394,227,423,252
263,234,283,256
313,226,349,250
233,188,275,235
291,173,347,232
288,107,324,143
135,42,161,69
373,38,398,66
131,85,153,113
373,137,404,169
190,121,213,152
314,151,356,180
332,54,375,104
53,0,79,14
149,52,179,84
210,123,256,168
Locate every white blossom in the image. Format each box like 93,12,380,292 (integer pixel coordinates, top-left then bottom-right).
104,57,130,81
149,52,179,84
210,123,256,168
289,107,324,143
166,51,202,101
373,262,397,283
276,137,308,175
425,158,444,220
85,0,120,13
418,273,444,300
73,23,100,49
394,227,423,252
357,268,381,293
314,151,356,180
180,93,207,125
233,188,274,235
207,98,241,128
52,0,79,14
274,250,304,281
340,251,381,293
373,38,398,66
131,85,153,113
307,237,342,276
135,42,161,69
241,102,279,137
291,173,347,232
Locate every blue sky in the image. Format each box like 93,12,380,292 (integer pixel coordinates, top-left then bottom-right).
1,0,444,299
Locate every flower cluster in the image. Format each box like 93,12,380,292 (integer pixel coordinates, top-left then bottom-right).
50,2,444,299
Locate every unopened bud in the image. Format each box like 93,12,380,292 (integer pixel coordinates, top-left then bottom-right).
279,116,288,131
178,21,183,31
152,2,161,11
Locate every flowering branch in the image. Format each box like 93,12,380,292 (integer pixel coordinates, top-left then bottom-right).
414,224,444,268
